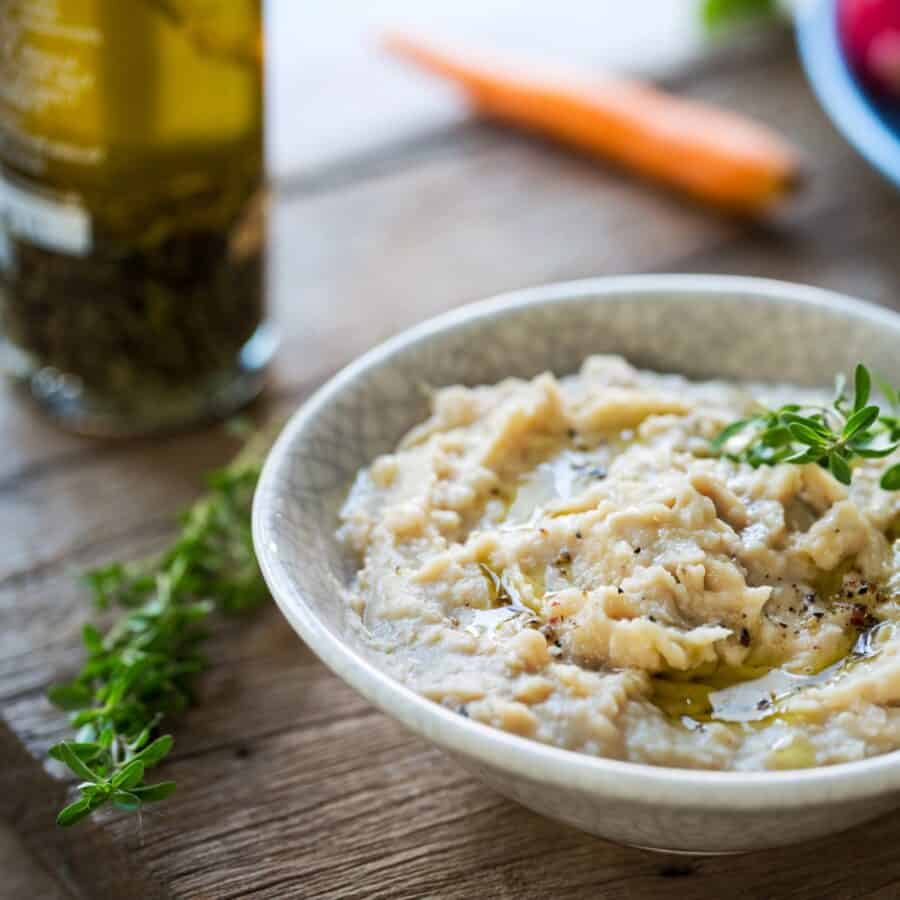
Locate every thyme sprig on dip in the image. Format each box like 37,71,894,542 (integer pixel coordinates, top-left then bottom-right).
712,364,900,490
48,430,269,827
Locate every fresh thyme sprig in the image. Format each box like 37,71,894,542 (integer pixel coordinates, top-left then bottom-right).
48,430,270,827
712,364,900,490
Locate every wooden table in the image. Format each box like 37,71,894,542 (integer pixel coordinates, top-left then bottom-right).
4,19,900,900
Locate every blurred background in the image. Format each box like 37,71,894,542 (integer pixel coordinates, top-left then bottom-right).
262,0,898,406
267,0,707,174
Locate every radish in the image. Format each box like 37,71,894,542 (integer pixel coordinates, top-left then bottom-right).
838,0,900,100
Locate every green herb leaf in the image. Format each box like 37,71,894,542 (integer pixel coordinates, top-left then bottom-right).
843,405,880,440
131,781,177,804
761,425,793,447
47,683,93,711
48,742,102,765
54,742,101,782
854,364,871,412
57,798,93,827
788,422,828,448
784,447,824,464
829,451,852,485
82,623,104,653
882,463,900,491
127,725,152,754
111,759,145,791
132,735,173,768
851,441,900,459
780,413,831,437
80,783,109,804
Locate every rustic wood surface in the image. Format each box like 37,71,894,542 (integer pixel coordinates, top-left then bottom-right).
4,28,900,900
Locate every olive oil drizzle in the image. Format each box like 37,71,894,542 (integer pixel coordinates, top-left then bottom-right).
651,575,893,726
480,423,900,732
499,428,634,528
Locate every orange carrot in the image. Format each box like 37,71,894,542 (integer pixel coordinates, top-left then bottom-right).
383,33,802,213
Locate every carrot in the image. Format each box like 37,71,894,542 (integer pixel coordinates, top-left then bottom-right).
383,33,802,213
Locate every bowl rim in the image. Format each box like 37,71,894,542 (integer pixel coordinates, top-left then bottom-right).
254,273,900,810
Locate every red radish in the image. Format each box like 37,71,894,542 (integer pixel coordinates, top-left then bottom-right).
838,0,900,100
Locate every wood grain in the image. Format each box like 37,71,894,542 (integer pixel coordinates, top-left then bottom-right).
4,44,900,900
0,825,66,900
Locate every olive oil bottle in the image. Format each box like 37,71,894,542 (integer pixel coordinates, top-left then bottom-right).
0,0,273,434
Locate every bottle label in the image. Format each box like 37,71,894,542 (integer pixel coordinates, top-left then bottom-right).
0,3,105,176
0,175,91,256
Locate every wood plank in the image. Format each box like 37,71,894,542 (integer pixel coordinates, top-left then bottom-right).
0,826,67,900
15,615,900,900
14,606,900,900
663,191,900,310
4,49,900,899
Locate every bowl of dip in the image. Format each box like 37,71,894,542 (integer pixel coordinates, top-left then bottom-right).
254,274,900,853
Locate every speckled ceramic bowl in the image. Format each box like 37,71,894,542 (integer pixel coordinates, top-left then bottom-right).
253,275,900,853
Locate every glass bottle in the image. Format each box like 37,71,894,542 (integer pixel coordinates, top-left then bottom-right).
0,0,274,435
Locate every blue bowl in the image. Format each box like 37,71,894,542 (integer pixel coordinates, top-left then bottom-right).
795,0,900,189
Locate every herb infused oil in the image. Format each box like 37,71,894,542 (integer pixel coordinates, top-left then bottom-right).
0,0,274,434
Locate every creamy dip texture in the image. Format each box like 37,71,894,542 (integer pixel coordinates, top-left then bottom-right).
338,356,900,770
